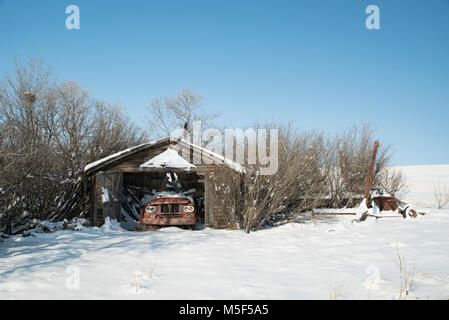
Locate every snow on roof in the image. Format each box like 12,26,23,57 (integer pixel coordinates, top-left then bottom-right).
84,142,151,172
139,148,196,170
179,139,244,173
84,138,167,172
84,137,244,173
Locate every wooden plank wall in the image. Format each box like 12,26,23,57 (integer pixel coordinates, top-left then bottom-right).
204,173,215,228
204,171,230,229
96,171,123,221
88,175,96,226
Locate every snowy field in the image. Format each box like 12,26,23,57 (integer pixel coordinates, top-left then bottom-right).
394,164,449,209
1,165,449,300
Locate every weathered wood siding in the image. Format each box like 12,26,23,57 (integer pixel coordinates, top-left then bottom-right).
96,171,123,221
204,171,230,229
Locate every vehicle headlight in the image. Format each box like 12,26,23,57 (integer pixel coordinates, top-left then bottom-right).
183,206,194,213
145,206,156,213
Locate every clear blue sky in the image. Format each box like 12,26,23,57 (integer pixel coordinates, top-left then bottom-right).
0,0,448,165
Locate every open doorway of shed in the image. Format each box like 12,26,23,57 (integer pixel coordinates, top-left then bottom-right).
121,171,205,230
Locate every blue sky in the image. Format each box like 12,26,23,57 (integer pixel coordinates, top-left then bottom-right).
0,0,448,165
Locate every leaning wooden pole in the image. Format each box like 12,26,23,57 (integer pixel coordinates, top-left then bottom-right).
363,140,379,205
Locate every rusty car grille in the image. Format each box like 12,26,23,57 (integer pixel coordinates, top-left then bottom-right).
158,214,183,218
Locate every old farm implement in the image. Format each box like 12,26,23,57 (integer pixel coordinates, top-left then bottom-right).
352,140,418,222
312,141,419,221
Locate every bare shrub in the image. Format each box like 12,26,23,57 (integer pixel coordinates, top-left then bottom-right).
213,125,327,232
328,285,343,300
324,124,405,207
128,269,144,292
147,260,157,279
0,58,59,231
212,123,404,232
434,182,449,209
396,242,415,299
376,168,408,199
0,57,147,234
128,261,157,293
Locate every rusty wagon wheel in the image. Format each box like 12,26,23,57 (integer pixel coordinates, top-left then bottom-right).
405,207,418,218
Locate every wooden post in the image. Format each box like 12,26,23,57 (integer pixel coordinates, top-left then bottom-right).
88,175,96,226
97,171,123,221
204,171,215,228
363,141,379,205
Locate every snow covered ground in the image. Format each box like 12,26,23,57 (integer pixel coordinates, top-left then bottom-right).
1,212,449,300
1,165,449,300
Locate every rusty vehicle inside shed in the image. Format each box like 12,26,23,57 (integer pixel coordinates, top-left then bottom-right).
140,192,198,230
84,138,239,230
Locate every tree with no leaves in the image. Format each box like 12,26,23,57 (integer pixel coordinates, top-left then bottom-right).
211,123,406,233
324,124,405,207
0,57,148,234
146,88,219,140
434,182,449,209
212,124,328,232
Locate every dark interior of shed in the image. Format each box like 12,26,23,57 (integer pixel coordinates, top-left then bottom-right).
121,171,206,225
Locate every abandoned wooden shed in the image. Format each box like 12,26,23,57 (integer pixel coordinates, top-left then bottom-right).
84,137,243,230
